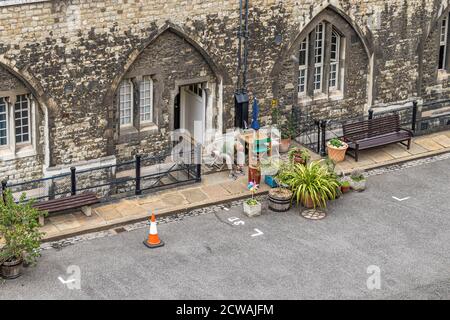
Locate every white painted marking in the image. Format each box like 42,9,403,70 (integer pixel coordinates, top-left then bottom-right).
58,276,76,285
251,229,264,237
228,217,245,226
392,196,411,202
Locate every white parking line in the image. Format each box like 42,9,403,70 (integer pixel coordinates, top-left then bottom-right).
392,196,411,202
251,229,264,237
58,276,76,285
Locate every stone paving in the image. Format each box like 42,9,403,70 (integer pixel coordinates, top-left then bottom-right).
38,130,450,241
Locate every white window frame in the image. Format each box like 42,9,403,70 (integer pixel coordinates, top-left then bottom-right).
0,97,8,147
298,38,309,95
14,94,31,145
329,30,341,91
313,23,324,93
119,80,133,127
439,16,448,70
139,76,153,123
0,94,37,161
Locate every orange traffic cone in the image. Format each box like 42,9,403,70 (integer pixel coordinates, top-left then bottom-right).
143,211,164,248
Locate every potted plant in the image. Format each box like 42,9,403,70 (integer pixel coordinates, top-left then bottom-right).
280,160,340,209
243,181,262,217
268,163,294,212
288,147,311,165
0,190,46,279
327,138,349,163
340,180,351,194
349,169,367,192
280,118,294,153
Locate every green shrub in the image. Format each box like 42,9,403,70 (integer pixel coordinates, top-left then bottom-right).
0,189,47,265
288,147,311,163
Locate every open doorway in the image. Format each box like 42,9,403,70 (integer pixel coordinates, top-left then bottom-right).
178,83,206,144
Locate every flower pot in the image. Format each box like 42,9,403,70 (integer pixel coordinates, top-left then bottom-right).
293,155,307,165
350,179,366,192
269,188,293,212
248,165,261,185
302,195,315,209
327,142,349,163
1,257,23,279
341,185,351,194
280,138,291,153
243,201,262,217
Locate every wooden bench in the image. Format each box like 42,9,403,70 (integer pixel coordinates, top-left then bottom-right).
342,114,413,162
33,192,100,225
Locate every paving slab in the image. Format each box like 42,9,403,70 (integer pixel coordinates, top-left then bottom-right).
114,200,146,217
221,180,248,195
432,134,450,148
160,193,189,206
407,142,428,155
94,205,124,221
382,144,412,158
181,188,209,203
415,138,445,151
364,148,395,163
201,185,231,199
138,200,171,212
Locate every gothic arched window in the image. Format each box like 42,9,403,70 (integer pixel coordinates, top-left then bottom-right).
298,22,345,97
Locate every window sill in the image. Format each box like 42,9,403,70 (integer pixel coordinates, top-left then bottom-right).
298,91,344,105
140,122,159,134
120,125,139,136
0,145,36,161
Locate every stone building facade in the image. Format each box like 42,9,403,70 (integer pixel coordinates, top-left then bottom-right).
0,0,450,184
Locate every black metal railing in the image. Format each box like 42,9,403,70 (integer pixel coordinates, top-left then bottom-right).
1,144,202,203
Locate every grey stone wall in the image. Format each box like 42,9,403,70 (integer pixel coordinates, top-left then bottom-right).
0,0,448,184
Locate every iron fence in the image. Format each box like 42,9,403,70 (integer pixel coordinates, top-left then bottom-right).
1,144,202,203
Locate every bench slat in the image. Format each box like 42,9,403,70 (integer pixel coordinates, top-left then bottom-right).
34,193,96,206
347,132,411,150
33,192,99,213
342,114,412,162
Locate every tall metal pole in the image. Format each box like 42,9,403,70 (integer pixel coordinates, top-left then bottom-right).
235,0,243,92
242,0,249,92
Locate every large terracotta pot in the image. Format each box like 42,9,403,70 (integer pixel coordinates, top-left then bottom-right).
327,142,349,163
302,195,315,209
248,165,261,185
280,138,291,153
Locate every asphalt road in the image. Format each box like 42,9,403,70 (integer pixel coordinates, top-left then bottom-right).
1,157,449,300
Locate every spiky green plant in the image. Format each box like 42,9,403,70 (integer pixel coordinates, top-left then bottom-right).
278,160,340,208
